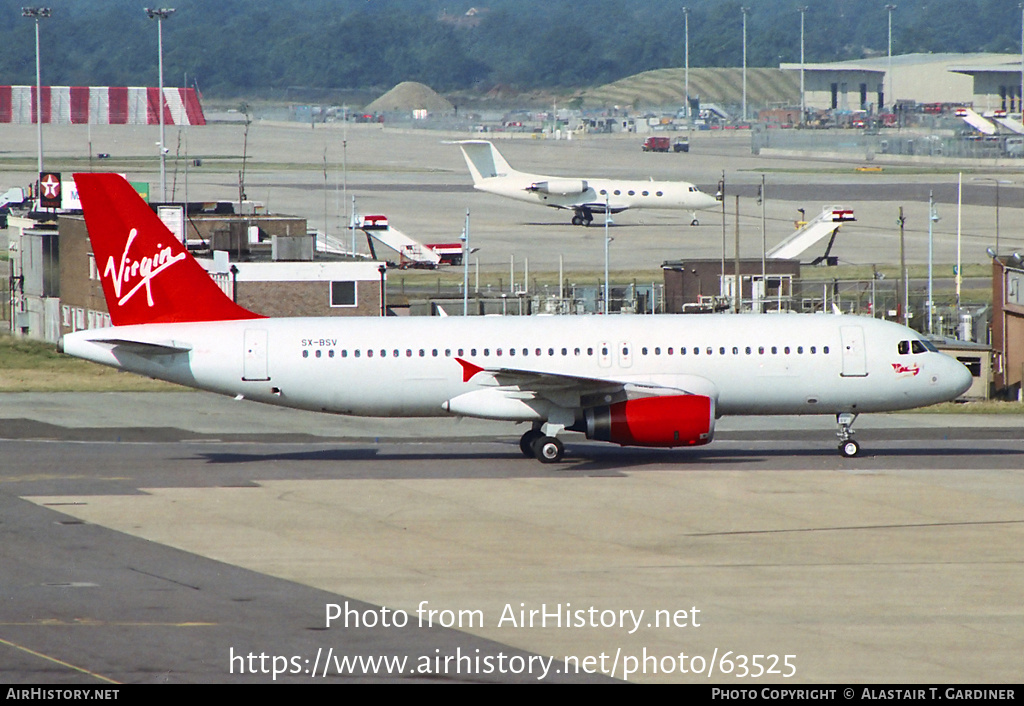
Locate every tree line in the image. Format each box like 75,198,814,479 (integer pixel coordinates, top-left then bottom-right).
0,0,1020,98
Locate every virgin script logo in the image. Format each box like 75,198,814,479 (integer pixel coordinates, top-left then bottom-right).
891,362,921,376
104,228,187,307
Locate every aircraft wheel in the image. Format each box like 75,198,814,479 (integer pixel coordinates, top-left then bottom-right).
839,440,860,458
583,216,593,226
690,218,700,226
519,429,544,458
533,436,564,464
571,215,582,226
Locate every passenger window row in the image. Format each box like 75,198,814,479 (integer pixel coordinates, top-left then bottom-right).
300,343,832,360
640,345,829,356
599,188,664,197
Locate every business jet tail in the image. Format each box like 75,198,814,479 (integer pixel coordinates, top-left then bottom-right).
74,172,264,326
455,140,517,184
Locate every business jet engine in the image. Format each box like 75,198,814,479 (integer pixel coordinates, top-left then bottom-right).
526,179,589,196
582,395,715,447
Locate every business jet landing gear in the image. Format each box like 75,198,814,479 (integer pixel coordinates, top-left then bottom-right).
571,207,594,227
690,211,700,226
836,412,860,457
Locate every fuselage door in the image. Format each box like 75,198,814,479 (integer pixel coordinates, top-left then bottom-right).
839,325,867,377
618,341,633,368
243,329,271,381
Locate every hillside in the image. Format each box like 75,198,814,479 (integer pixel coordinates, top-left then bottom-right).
579,67,800,110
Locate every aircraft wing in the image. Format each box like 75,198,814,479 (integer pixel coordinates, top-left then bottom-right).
455,358,712,409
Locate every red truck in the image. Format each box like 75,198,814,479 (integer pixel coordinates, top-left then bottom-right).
641,136,670,152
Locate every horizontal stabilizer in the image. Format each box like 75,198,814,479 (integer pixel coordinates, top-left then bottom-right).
89,338,193,356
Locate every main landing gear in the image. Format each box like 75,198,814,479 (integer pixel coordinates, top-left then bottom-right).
570,207,594,227
836,412,860,458
520,426,565,464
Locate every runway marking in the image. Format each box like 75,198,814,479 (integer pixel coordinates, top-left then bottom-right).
0,636,119,684
0,475,130,484
688,518,1024,536
1,619,216,627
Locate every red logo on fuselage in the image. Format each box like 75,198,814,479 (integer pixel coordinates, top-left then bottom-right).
103,228,187,307
891,362,920,376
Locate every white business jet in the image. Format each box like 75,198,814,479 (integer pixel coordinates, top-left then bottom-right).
455,140,719,226
61,173,972,463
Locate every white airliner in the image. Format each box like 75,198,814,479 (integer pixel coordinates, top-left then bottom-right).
61,173,972,463
455,140,720,226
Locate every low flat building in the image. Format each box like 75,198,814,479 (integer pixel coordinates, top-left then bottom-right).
991,255,1024,400
662,259,801,314
781,53,1019,113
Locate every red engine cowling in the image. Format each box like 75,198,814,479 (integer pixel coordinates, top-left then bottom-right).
584,395,715,447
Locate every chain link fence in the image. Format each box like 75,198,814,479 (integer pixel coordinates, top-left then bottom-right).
753,125,1024,160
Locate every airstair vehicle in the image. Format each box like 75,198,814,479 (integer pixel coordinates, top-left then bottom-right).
360,215,462,268
768,206,856,264
955,107,998,136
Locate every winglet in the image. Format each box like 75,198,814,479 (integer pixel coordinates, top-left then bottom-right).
74,173,264,326
456,357,485,383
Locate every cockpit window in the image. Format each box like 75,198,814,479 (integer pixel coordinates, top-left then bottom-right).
899,339,938,355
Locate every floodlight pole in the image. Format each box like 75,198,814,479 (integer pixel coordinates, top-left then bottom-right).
147,8,175,202
22,8,51,178
927,190,939,335
897,206,906,326
886,4,896,110
683,7,690,118
462,209,470,317
799,7,808,121
604,194,611,315
741,7,750,122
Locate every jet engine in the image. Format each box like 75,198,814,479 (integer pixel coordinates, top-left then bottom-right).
582,395,715,447
526,179,589,196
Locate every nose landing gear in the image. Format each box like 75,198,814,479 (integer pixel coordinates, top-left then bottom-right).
836,412,860,457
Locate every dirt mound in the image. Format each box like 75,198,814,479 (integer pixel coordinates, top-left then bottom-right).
365,81,454,114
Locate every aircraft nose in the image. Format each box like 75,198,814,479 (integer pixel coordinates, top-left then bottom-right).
949,357,973,397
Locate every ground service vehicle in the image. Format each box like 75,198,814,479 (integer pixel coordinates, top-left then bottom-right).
642,136,670,152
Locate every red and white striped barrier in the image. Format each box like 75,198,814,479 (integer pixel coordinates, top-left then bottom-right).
0,86,205,125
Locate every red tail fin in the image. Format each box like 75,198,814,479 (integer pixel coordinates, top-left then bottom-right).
74,173,263,326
